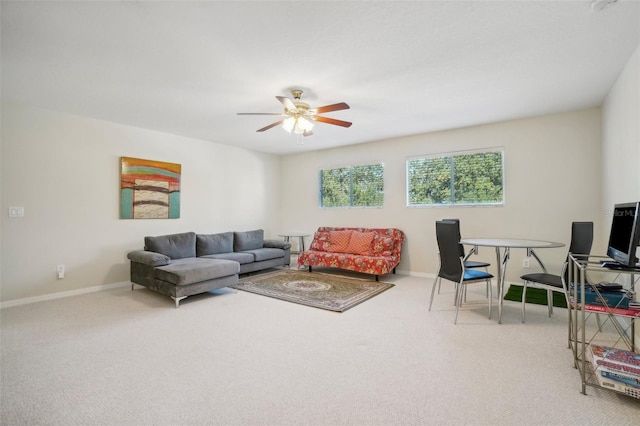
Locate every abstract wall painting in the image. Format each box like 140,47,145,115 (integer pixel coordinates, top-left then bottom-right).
120,157,181,219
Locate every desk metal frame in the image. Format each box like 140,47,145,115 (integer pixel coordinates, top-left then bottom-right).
460,238,565,323
568,254,638,396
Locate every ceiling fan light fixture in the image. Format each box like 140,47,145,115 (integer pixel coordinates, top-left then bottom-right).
282,116,314,134
238,89,350,137
282,116,295,133
294,117,314,134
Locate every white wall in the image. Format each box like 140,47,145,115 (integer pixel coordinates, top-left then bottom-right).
280,108,603,282
601,43,640,344
602,44,640,241
1,103,281,302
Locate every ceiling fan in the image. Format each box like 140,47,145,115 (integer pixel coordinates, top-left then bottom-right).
237,89,351,137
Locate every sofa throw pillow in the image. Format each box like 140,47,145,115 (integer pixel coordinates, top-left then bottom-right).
326,230,353,253
309,230,331,251
234,229,264,251
345,231,376,255
144,232,196,260
196,232,233,256
371,234,396,257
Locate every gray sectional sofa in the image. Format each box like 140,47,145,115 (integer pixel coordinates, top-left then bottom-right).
127,229,291,307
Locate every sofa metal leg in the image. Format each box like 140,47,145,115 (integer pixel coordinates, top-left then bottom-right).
172,296,187,308
131,283,134,291
308,266,312,273
375,275,379,281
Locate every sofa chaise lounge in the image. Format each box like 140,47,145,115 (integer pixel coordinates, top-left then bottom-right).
128,229,290,307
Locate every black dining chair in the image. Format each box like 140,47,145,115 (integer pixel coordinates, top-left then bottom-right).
520,221,593,323
430,220,494,324
438,219,491,296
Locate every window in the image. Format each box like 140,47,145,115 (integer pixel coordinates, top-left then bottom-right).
407,149,504,206
320,163,384,207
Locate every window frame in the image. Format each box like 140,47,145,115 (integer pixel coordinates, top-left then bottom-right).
406,147,505,208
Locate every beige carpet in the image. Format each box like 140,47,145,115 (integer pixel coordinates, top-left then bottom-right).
1,268,639,425
233,269,394,312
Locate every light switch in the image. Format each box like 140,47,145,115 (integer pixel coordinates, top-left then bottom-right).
8,206,25,218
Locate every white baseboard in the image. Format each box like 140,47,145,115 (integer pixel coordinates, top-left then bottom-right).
395,269,436,279
1,281,131,309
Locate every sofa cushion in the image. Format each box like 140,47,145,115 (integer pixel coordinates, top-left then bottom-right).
326,230,353,253
372,234,396,256
234,229,264,251
145,232,196,259
345,231,376,255
127,250,171,267
309,230,331,251
154,258,239,286
200,252,255,265
243,247,284,262
196,232,233,256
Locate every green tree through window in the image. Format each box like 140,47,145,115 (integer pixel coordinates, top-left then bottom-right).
320,164,384,207
407,150,503,206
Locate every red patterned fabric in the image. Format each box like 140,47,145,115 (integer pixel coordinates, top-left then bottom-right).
346,231,376,255
326,230,353,253
298,227,405,277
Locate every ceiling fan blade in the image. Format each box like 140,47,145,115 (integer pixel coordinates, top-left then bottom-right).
311,102,350,114
276,96,297,112
237,113,284,116
256,120,284,132
313,116,352,128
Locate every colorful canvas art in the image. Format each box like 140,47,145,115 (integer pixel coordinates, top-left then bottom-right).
120,157,181,219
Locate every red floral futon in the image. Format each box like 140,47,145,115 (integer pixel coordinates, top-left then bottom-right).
297,227,405,280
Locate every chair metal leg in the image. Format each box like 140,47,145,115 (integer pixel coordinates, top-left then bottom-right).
521,281,528,323
429,277,440,311
454,282,464,324
488,279,493,319
547,289,553,317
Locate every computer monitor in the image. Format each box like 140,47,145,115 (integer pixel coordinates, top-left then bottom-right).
606,201,640,267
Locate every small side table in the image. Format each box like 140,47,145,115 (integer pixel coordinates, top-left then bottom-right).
278,233,310,255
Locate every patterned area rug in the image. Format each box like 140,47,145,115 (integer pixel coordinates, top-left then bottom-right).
232,269,394,312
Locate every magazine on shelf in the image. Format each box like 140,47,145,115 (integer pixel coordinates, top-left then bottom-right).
600,370,640,389
570,298,640,318
587,345,640,378
582,303,640,318
587,345,640,399
596,374,640,399
568,284,632,308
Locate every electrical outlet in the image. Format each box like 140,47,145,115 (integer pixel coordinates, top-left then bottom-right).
56,264,65,279
8,206,25,218
522,258,530,268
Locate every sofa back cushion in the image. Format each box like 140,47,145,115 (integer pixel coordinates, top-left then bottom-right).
309,230,331,251
145,232,196,260
326,230,353,253
196,232,234,256
371,234,396,256
345,231,376,255
234,229,264,251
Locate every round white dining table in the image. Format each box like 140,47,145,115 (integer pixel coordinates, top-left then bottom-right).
460,238,565,323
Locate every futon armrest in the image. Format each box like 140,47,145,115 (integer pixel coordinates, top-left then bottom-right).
263,239,291,250
127,250,170,267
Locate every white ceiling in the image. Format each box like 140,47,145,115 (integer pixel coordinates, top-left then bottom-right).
2,1,639,155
